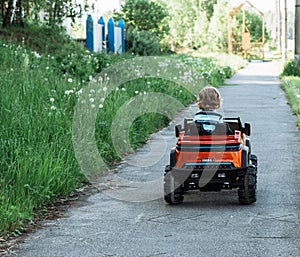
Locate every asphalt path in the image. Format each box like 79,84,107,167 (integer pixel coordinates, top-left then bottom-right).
7,61,300,257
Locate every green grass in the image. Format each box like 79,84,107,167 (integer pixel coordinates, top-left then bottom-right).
281,77,300,127
0,24,246,238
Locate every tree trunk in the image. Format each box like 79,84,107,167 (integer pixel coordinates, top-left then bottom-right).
282,0,288,62
15,0,24,27
276,0,281,51
2,0,23,27
3,0,13,27
295,0,300,63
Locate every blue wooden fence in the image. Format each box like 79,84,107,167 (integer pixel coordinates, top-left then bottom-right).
86,15,125,54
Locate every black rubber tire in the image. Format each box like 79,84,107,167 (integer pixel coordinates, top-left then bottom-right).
250,154,258,170
164,193,184,205
164,165,184,205
238,167,256,204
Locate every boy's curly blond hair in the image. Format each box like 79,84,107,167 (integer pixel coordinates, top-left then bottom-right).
197,86,222,110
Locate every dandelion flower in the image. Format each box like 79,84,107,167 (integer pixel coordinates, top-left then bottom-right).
50,98,55,103
68,78,73,83
99,104,104,109
90,98,95,103
65,90,74,95
50,106,56,110
76,89,83,95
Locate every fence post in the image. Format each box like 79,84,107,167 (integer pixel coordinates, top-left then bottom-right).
86,14,94,51
118,19,125,53
107,18,115,53
98,16,105,44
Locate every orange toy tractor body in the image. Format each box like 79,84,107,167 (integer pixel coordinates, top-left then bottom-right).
164,111,257,205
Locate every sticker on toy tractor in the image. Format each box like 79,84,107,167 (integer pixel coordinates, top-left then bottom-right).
202,158,215,162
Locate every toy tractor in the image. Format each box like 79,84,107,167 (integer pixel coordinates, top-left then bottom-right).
164,111,257,205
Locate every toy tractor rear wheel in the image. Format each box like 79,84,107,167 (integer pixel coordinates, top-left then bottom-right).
238,165,256,204
164,165,184,205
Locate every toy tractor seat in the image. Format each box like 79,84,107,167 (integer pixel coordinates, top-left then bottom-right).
186,122,233,136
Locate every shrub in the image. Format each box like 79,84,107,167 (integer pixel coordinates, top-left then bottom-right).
282,61,300,77
126,28,161,56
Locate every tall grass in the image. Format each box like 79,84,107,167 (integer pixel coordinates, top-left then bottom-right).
0,42,84,235
0,32,244,237
281,77,300,127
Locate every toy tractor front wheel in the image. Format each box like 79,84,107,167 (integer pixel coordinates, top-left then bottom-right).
238,165,257,204
164,165,184,205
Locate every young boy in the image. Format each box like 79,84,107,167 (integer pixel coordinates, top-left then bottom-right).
194,86,223,133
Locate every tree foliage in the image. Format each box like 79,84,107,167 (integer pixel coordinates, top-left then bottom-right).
114,0,169,55
114,0,169,40
233,9,269,43
0,0,87,27
164,0,269,53
208,0,230,51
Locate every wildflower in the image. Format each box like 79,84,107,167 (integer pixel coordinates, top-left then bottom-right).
50,106,56,110
103,87,107,92
99,104,104,109
121,88,126,91
89,75,93,81
90,98,95,103
46,66,49,70
76,89,83,95
68,78,73,83
90,89,95,94
135,91,139,94
91,104,95,109
50,98,55,103
33,51,41,58
65,90,74,95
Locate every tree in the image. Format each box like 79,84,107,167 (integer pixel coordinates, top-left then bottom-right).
1,0,87,28
114,0,169,40
2,0,25,27
201,0,217,21
165,0,209,50
208,0,230,51
114,0,169,55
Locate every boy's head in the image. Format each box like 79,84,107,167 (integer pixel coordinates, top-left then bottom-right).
197,86,222,110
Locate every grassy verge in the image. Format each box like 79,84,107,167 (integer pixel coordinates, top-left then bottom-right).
0,25,245,238
281,77,300,127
